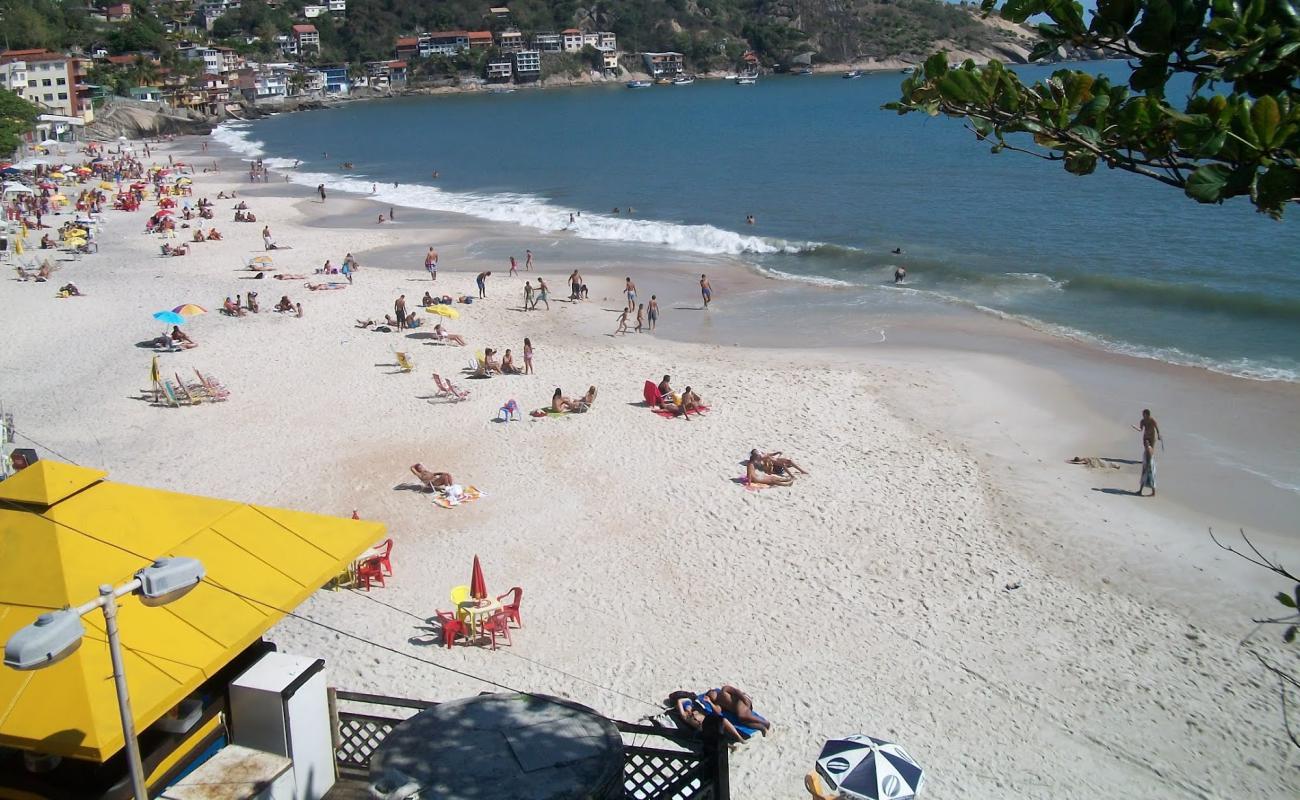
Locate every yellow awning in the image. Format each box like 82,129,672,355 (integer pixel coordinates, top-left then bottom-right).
0,462,384,761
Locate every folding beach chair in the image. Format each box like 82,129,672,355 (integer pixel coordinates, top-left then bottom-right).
395,352,414,373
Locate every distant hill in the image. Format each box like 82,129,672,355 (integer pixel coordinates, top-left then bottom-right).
0,0,1041,68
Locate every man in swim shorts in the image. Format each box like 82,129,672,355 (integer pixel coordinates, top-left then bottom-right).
700,274,712,308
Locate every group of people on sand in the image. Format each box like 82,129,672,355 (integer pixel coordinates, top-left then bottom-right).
550,385,597,413
653,375,705,420
744,449,808,487
476,347,527,376
669,686,771,742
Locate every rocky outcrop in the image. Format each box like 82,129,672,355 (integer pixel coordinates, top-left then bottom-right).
86,99,213,140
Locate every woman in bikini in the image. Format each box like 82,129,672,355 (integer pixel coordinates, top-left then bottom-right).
750,449,808,476
501,349,520,374
746,454,792,487
703,686,771,735
410,463,452,491
551,388,573,413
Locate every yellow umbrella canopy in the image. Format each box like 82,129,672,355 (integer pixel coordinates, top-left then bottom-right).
425,305,460,320
99,181,114,190
0,461,385,761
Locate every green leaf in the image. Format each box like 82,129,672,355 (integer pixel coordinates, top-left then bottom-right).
1285,625,1297,643
1185,164,1232,202
1130,59,1169,94
1129,0,1176,52
1256,166,1300,217
1251,96,1281,148
1064,151,1098,174
1094,0,1140,33
924,51,950,79
1278,591,1298,608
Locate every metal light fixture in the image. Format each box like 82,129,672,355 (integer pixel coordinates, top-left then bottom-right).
3,557,205,800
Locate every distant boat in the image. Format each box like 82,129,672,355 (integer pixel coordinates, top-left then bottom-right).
672,75,695,85
655,76,673,85
735,75,758,85
626,80,652,88
843,69,863,79
723,73,739,81
796,67,814,76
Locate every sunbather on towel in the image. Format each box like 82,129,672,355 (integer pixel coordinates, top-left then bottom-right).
675,387,704,421
551,387,574,413
572,385,597,411
746,454,792,487
672,696,744,742
410,463,453,492
702,686,771,735
171,326,196,349
750,450,807,476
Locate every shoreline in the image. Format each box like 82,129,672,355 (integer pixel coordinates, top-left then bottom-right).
6,135,1297,797
222,135,1300,539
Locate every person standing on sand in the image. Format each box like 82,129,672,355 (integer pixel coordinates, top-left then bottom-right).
1133,408,1161,448
524,280,534,311
317,184,326,202
477,271,491,298
635,303,645,333
700,274,712,308
425,247,438,281
395,294,407,330
523,338,534,374
1138,441,1157,496
509,256,518,277
532,278,550,310
569,270,581,300
625,277,637,312
614,308,630,335
525,249,533,271
648,295,659,331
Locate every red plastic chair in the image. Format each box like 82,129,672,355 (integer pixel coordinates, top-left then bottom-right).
481,610,512,650
355,557,385,590
369,538,394,576
496,587,523,628
434,609,468,648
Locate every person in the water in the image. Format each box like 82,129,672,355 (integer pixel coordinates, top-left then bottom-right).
894,266,906,283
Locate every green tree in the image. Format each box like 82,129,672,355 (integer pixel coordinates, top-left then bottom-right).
887,0,1300,219
0,89,40,156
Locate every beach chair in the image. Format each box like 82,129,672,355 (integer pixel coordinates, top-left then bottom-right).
193,369,229,401
434,609,469,648
450,584,471,625
481,610,513,650
498,400,519,421
160,380,189,407
174,374,203,405
355,557,385,590
365,538,394,576
395,352,414,373
432,373,453,397
444,380,470,401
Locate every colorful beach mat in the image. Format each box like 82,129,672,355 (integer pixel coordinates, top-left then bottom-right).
433,486,483,509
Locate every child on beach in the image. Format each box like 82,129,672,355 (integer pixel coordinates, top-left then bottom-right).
525,249,533,270
509,256,518,277
523,338,534,374
614,308,630,335
635,303,645,333
524,281,534,311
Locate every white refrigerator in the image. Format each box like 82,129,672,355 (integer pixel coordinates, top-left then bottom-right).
228,651,336,800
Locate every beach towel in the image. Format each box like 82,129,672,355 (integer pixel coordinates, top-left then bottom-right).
653,405,710,419
687,694,769,740
433,485,483,509
643,380,661,406
530,408,569,418
1068,457,1120,469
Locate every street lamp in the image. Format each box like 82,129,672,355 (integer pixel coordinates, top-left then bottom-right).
3,557,206,800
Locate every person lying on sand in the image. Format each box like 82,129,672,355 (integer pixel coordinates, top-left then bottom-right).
58,283,82,297
433,324,466,345
673,697,744,743
746,454,793,486
410,463,453,491
356,319,376,329
701,686,771,735
206,228,222,240
750,450,807,476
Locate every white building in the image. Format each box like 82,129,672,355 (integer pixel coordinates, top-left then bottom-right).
290,24,320,54
596,47,618,72
486,59,512,81
302,5,325,18
0,49,93,121
1,60,29,101
513,49,540,81
419,32,469,57
182,46,221,75
327,0,346,15
562,29,583,52
533,33,561,52
202,0,241,31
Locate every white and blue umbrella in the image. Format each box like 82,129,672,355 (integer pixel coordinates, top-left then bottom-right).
815,735,925,800
153,310,187,326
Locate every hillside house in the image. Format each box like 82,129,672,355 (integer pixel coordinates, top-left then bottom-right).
533,32,562,52
291,24,320,54
513,49,540,81
562,29,584,52
486,59,513,82
642,51,684,78
496,29,524,52
467,30,494,49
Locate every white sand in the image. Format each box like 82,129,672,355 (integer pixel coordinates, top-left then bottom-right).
3,140,1298,798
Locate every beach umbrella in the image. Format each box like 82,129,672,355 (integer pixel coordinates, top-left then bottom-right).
172,304,207,317
49,172,65,179
815,735,925,800
469,555,487,600
153,310,186,326
154,209,174,216
3,183,33,195
175,177,192,185
425,305,460,320
99,181,114,190
0,167,19,176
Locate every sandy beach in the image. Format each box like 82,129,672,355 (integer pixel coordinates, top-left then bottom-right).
3,138,1298,798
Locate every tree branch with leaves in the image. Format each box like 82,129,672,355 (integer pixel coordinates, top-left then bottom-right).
885,0,1300,219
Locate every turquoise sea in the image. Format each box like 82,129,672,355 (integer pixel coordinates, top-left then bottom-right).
215,62,1300,382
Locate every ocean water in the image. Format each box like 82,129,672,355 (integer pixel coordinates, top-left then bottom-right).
215,63,1300,381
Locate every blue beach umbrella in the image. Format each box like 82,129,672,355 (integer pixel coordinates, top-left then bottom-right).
815,735,925,800
153,310,186,326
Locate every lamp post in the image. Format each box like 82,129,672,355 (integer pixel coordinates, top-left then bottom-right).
3,557,205,800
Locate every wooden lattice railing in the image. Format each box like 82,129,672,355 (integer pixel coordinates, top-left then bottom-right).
327,689,729,799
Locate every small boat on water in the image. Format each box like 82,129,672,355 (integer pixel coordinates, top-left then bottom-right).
843,69,863,79
655,76,673,85
673,75,695,85
626,80,652,88
796,67,814,76
735,75,758,85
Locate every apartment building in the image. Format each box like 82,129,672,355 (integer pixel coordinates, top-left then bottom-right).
0,49,93,122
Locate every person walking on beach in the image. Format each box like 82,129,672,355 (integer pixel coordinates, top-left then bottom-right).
614,308,630,335
525,249,533,271
532,278,550,310
1133,409,1162,449
635,303,645,333
524,280,534,311
317,184,326,202
395,294,407,330
625,277,637,312
523,338,534,374
476,271,490,299
700,274,712,308
648,295,659,331
425,247,438,281
569,270,581,300
509,256,518,277
1138,441,1157,496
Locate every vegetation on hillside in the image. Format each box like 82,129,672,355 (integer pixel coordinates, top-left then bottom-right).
0,89,40,154
1,0,1017,71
